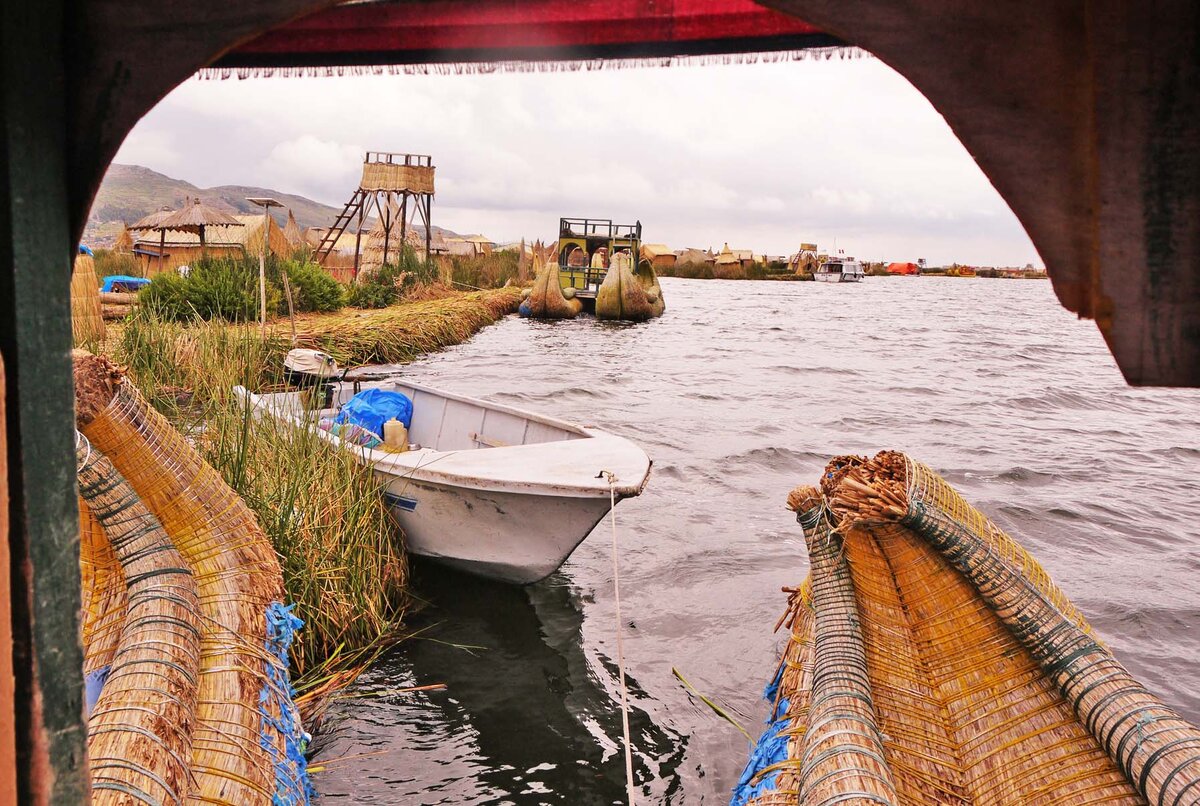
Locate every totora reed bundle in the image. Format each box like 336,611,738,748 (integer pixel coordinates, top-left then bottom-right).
73,350,301,803
71,252,106,345
77,436,201,804
734,451,1200,806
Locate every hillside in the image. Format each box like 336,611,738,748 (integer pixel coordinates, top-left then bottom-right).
85,163,461,247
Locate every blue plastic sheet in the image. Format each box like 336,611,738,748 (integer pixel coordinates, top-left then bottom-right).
730,663,793,806
84,666,110,715
334,388,413,438
259,602,313,806
78,244,94,256
101,275,151,293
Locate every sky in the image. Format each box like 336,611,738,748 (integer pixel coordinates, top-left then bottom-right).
115,55,1043,267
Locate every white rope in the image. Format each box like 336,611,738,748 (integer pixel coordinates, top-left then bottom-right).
602,469,636,805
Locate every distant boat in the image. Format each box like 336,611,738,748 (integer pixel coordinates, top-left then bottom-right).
236,379,652,584
813,256,865,283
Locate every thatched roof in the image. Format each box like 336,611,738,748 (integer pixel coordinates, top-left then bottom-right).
641,243,673,257
133,215,287,256
283,209,304,247
128,206,176,232
158,198,242,232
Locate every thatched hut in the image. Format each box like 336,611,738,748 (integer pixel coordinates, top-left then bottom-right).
640,243,676,269
133,214,289,276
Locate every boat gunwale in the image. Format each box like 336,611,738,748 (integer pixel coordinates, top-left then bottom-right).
233,384,652,498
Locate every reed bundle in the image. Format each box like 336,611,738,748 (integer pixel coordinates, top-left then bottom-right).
79,501,126,677
100,291,139,305
524,261,581,319
76,437,201,805
71,253,106,345
74,351,288,803
289,287,521,365
737,451,1200,806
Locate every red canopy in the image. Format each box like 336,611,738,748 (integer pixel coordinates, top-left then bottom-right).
217,0,839,69
887,262,921,275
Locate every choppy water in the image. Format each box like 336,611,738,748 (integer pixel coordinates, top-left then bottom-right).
310,277,1200,804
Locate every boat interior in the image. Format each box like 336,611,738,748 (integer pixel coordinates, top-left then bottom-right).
279,380,587,453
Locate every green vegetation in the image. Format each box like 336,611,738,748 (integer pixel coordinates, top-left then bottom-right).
347,246,440,308
117,312,406,686
139,254,344,321
93,248,141,280
446,250,524,289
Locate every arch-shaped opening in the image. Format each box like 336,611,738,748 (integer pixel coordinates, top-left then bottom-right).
3,0,1197,800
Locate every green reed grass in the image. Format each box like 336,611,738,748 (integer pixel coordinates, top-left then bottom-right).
117,310,408,686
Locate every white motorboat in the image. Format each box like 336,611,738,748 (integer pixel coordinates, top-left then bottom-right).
235,379,652,584
814,255,865,283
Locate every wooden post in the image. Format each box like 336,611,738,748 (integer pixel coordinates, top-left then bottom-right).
0,0,87,798
381,191,391,269
352,189,364,281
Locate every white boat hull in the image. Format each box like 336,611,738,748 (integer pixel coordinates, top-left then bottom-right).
814,272,862,283
236,380,651,585
381,477,613,584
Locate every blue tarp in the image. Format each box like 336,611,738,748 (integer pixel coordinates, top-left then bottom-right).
101,275,151,293
78,244,94,256
334,388,413,438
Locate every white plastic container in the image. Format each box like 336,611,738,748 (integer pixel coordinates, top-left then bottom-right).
383,418,409,452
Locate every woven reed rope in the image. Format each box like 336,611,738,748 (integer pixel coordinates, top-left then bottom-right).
74,352,286,804
797,494,898,804
77,435,201,805
80,499,127,676
743,453,1190,805
71,253,106,345
878,454,1200,805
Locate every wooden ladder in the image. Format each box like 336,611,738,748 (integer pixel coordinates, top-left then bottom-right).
311,188,365,266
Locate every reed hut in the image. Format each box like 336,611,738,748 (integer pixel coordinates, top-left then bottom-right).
113,225,133,253
640,243,676,269
133,213,287,276
283,208,304,249
70,252,106,345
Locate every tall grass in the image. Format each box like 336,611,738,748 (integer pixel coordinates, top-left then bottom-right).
443,250,523,289
116,311,408,686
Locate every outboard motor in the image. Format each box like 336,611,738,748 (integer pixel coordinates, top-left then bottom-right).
283,348,340,409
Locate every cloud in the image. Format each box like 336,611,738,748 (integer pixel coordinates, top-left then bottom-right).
259,136,364,201
111,58,1042,266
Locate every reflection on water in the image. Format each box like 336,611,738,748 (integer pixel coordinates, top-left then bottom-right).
313,277,1200,803
311,559,688,804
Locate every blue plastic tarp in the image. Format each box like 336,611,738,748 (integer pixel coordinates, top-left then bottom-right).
334,388,413,438
78,244,94,256
101,275,151,293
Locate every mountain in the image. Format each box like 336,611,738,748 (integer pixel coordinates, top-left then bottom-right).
84,163,462,247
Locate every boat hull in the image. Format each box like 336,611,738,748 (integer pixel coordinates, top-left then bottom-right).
381,475,613,584
813,272,862,283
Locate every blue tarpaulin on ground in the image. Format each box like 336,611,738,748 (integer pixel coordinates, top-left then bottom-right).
101,275,151,293
334,388,413,438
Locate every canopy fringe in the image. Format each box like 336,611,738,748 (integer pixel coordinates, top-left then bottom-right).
198,47,866,80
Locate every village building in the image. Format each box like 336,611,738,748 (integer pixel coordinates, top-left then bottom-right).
640,243,676,270
715,242,755,272
887,261,921,276
132,213,290,277
674,247,716,266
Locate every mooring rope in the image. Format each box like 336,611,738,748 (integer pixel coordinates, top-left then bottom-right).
602,470,637,805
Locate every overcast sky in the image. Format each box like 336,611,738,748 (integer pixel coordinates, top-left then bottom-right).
116,56,1042,267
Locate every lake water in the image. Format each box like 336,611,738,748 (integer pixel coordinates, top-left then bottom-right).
309,277,1200,804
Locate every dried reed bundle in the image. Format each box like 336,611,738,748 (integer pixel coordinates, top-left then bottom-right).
524,261,581,319
738,452,1200,805
595,258,663,321
290,287,521,365
71,253,106,345
74,351,287,803
77,435,201,805
79,501,126,677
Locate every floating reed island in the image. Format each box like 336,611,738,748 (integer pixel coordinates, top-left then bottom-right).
733,451,1200,806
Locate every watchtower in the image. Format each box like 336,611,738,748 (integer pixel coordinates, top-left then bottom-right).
312,151,435,275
